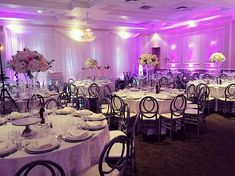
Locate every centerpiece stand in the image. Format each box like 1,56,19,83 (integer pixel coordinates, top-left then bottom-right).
0,44,18,114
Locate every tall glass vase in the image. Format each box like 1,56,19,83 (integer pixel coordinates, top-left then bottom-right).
216,62,222,77
25,74,34,97
144,65,151,80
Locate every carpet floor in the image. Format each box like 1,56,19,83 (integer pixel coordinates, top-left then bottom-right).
134,114,235,176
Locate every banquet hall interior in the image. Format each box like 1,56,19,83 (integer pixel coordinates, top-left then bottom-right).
0,0,235,176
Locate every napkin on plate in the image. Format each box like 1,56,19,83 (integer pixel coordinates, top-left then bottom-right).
35,138,53,149
7,112,30,120
74,109,93,116
56,107,76,114
89,113,103,119
86,121,104,128
68,129,89,138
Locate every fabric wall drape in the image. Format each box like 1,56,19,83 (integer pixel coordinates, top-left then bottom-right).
4,26,140,82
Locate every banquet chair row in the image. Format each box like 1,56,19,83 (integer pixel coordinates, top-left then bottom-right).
109,95,137,131
218,83,235,118
138,91,208,140
186,83,215,115
57,82,101,112
27,94,45,111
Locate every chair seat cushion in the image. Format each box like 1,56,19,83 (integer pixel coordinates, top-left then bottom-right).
207,96,215,101
187,100,194,104
218,97,235,102
125,112,136,118
78,163,120,176
109,130,126,140
187,103,198,109
109,142,128,158
160,113,182,119
185,108,203,115
141,113,159,120
101,108,111,114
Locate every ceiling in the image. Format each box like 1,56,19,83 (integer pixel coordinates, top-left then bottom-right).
0,0,235,32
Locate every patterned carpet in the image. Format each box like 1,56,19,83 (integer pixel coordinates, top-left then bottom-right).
135,114,235,176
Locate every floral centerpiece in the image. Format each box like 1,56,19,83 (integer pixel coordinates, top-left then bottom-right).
209,52,225,77
84,58,97,69
139,54,159,78
139,54,159,66
209,52,225,63
9,48,52,78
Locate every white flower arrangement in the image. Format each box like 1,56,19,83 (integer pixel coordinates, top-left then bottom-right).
209,52,225,63
138,54,159,67
84,58,97,68
9,48,51,78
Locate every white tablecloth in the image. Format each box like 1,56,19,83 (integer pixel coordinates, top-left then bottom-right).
0,114,109,176
114,89,182,114
188,80,235,99
74,80,115,99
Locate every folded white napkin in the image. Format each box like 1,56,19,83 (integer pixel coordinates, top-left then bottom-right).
86,121,103,128
90,113,103,119
8,112,30,120
57,107,76,114
75,109,93,116
35,138,52,149
68,129,89,138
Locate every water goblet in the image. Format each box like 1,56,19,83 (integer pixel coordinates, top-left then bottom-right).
60,124,67,136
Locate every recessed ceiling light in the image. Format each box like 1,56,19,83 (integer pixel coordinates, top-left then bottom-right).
119,16,128,20
37,10,43,13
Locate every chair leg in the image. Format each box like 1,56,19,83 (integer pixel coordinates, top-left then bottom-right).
197,125,200,137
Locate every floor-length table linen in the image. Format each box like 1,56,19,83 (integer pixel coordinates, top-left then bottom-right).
0,114,109,176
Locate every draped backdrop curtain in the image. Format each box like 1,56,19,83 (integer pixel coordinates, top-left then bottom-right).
4,26,139,82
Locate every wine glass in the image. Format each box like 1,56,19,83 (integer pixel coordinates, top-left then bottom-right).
67,118,74,128
60,124,67,136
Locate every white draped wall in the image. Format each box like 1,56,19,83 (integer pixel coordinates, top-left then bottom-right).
4,26,140,82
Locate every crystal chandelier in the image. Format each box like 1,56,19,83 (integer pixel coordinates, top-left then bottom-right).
82,28,96,42
81,13,96,42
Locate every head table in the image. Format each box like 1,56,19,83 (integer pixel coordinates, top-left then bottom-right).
0,112,109,176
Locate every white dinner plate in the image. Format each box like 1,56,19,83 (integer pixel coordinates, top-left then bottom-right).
63,130,92,142
0,143,17,157
25,142,60,154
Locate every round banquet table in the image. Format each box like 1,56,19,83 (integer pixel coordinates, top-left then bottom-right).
114,89,182,114
74,80,115,99
12,89,59,112
113,89,184,135
0,114,109,176
188,80,235,99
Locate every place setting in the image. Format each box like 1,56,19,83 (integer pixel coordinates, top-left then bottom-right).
5,112,31,121
24,136,60,154
62,128,93,143
0,117,8,126
55,106,76,115
81,121,107,131
0,142,17,158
